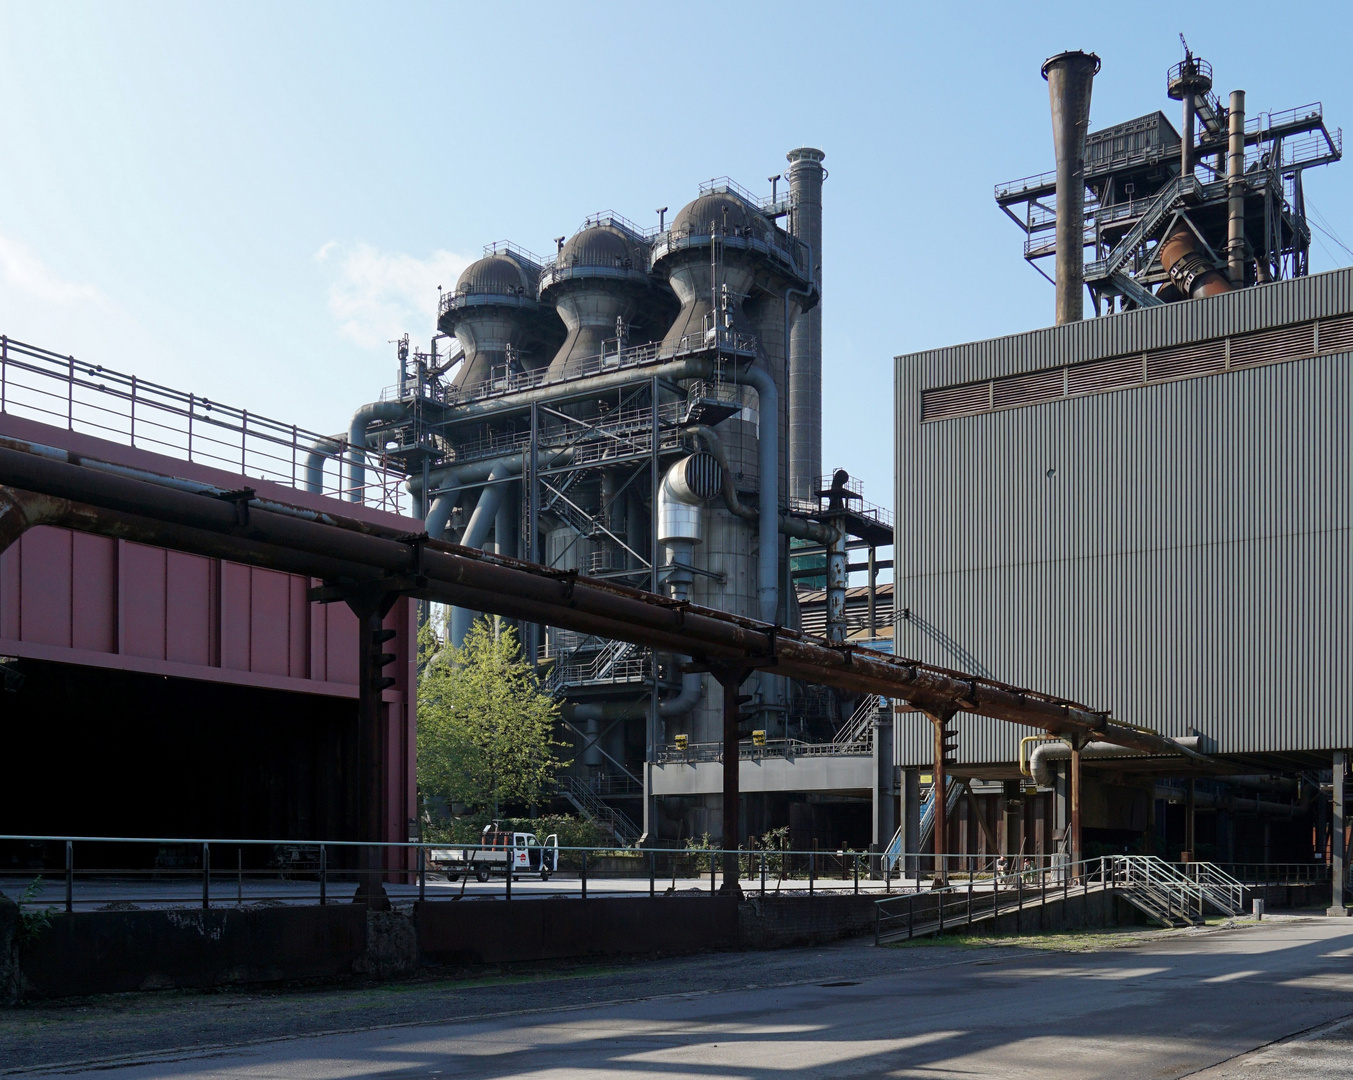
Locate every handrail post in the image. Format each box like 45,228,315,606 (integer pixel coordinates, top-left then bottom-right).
505,853,512,901
418,846,426,903
967,856,973,928
237,847,243,906
202,842,210,910
320,844,327,905
760,851,767,897
65,840,73,913
854,853,860,895
581,851,588,900
809,852,815,897
650,849,656,898
710,850,716,895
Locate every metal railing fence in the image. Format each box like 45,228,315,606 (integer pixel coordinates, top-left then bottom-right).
0,335,408,512
3,837,1340,916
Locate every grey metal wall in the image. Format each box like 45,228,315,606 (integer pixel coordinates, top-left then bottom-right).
893,268,1353,767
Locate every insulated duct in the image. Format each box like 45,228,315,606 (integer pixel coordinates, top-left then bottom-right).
657,453,722,605
1029,736,1204,788
1042,50,1100,326
448,458,516,647
344,401,406,504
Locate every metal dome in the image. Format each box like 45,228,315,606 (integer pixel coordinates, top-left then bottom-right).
559,223,643,270
668,192,771,240
454,253,536,298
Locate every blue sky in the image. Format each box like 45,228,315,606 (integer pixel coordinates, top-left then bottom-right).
2,0,1350,519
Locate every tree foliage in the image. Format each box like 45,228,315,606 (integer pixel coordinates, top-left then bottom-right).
417,618,567,815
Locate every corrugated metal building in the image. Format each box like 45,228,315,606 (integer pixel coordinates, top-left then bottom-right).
893,267,1351,773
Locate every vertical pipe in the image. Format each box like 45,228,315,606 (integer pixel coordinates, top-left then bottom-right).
1070,741,1082,880
202,842,210,910
1042,51,1100,325
825,525,848,644
785,147,824,505
720,671,743,892
320,844,327,905
1181,93,1197,179
1228,90,1247,284
1185,778,1196,860
1330,751,1348,916
932,715,948,884
65,840,73,913
866,547,876,639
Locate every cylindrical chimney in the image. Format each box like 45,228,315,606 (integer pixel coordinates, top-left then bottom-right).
1227,90,1247,284
786,146,824,505
1042,51,1100,325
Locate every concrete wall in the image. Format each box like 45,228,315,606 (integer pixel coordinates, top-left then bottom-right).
652,753,873,797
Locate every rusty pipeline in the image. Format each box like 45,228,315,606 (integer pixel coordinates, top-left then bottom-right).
0,440,1199,758
1159,226,1233,300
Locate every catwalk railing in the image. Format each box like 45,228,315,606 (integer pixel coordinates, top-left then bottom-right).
5,836,1340,915
0,335,408,512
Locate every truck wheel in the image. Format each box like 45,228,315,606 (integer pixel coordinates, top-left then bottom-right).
475,871,490,883
540,870,551,882
446,873,461,882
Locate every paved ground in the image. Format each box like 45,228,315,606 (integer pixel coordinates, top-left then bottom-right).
3,915,1350,1078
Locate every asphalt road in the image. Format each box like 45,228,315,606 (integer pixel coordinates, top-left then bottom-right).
6,916,1351,1079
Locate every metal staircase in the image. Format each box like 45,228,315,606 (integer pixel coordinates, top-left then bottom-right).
881,776,964,874
1085,175,1202,283
1105,856,1244,927
558,775,641,846
832,695,882,750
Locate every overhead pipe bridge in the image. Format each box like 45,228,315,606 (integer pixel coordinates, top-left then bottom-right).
0,436,1201,892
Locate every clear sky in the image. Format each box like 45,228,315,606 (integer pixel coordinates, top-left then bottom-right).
2,0,1350,521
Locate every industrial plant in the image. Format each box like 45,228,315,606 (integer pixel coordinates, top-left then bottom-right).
305,149,897,849
896,44,1348,904
0,36,1346,952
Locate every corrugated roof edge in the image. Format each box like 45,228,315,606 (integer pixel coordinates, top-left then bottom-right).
894,265,1353,387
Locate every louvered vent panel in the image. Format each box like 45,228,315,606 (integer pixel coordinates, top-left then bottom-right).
992,368,1065,409
921,382,991,422
1146,340,1225,382
1228,322,1314,369
1066,353,1145,396
1317,314,1353,354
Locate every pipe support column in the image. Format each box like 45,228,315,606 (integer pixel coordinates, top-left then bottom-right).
1330,751,1349,916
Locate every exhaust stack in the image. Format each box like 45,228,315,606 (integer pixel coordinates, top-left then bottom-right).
1042,50,1100,325
1227,90,1247,283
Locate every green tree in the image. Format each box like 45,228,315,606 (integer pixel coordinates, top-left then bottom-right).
417,618,567,816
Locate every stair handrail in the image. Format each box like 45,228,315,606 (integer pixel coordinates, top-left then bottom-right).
833,694,881,747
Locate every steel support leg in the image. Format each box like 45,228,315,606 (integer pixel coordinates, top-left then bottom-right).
1330,750,1349,916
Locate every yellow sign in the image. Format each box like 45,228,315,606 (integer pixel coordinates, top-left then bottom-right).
752,730,766,747
675,734,689,750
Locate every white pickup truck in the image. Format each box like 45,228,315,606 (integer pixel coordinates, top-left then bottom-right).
431,823,559,882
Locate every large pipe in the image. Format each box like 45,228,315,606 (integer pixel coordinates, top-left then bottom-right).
1042,50,1100,326
686,425,836,545
1155,783,1307,821
1227,90,1247,284
448,459,515,646
303,437,343,495
0,442,1198,753
1030,737,1204,787
786,147,824,506
345,401,406,503
1160,226,1233,299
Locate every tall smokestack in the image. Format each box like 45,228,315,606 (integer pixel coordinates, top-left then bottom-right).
786,146,824,505
1042,50,1100,325
1227,90,1247,284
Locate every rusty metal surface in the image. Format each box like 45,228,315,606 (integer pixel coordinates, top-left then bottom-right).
0,438,1195,760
